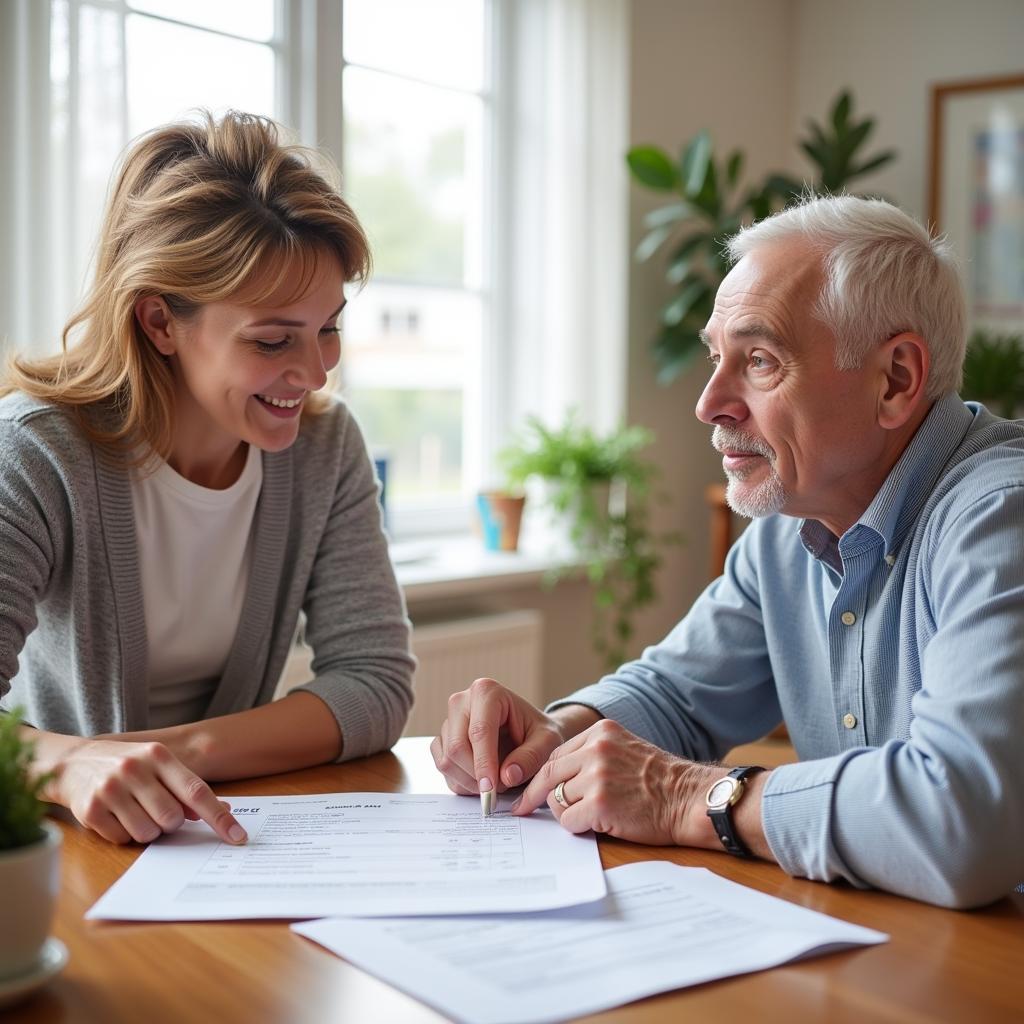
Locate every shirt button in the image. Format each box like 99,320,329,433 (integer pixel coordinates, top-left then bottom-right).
841,611,857,626
884,554,895,566
842,712,857,729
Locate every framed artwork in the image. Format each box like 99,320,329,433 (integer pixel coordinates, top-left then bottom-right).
929,73,1024,333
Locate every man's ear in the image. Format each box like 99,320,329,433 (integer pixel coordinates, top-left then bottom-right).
877,332,929,430
134,296,177,356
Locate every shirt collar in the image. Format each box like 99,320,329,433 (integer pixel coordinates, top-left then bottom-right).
800,392,975,566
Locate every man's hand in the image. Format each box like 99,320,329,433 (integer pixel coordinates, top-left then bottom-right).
512,719,725,847
430,678,572,797
43,738,248,846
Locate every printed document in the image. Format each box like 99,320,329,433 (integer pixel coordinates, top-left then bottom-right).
293,861,888,1024
86,793,606,921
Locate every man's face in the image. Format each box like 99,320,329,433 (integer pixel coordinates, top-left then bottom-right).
696,239,886,534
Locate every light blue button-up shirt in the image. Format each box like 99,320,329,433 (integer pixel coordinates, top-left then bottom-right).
552,394,1024,908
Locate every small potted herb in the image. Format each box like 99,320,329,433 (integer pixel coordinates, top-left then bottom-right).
499,413,678,667
0,708,62,987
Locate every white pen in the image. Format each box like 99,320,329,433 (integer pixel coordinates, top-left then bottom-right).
480,780,495,817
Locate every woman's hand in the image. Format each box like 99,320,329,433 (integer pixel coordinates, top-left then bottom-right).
44,737,247,846
431,678,580,797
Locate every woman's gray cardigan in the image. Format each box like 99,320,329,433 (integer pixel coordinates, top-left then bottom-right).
0,392,414,760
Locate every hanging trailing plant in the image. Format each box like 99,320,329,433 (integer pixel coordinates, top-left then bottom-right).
500,413,679,668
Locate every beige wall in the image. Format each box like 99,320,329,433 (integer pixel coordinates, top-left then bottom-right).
625,0,795,648
789,0,1024,220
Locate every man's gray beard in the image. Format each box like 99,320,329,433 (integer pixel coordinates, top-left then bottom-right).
725,469,787,518
712,425,788,519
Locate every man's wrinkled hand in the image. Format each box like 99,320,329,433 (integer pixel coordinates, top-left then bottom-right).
513,718,718,846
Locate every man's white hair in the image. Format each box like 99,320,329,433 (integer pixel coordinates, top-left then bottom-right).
726,194,966,399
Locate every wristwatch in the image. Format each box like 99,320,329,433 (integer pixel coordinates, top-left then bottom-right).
705,766,765,857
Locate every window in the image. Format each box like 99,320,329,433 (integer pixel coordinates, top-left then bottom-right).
48,0,280,342
340,0,488,529
5,0,628,538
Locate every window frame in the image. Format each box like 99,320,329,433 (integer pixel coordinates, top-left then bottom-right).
56,0,287,290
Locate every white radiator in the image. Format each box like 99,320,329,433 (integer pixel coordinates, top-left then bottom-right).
275,609,545,740
405,609,544,737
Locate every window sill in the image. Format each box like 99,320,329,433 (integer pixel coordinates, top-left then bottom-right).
391,535,579,603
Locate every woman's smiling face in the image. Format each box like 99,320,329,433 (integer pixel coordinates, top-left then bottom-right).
140,251,346,486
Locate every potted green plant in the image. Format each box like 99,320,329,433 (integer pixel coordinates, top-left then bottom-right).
960,329,1024,418
0,708,64,1000
627,90,897,383
499,413,677,668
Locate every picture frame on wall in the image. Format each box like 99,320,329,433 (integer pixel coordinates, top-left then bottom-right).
928,73,1024,334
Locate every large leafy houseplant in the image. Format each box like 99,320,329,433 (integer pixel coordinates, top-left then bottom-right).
626,131,757,384
960,329,1024,418
786,90,898,196
627,90,898,383
500,414,677,668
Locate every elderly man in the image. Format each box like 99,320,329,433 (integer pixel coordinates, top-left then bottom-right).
431,195,1024,909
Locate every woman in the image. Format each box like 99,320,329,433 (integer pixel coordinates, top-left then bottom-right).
0,111,414,846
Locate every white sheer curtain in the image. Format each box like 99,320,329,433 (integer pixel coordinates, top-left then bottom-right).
0,1,60,357
488,0,630,446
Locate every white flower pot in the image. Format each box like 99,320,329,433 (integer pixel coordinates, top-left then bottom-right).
0,821,61,979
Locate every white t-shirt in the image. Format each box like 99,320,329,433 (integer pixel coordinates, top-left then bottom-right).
131,444,263,728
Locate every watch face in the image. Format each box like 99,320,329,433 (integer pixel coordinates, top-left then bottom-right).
706,777,737,809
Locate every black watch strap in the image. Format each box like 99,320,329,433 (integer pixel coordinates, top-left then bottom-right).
706,765,765,858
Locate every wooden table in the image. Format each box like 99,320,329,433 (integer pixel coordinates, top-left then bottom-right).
10,738,1023,1023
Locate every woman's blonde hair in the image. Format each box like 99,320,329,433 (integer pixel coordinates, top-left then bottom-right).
1,110,370,457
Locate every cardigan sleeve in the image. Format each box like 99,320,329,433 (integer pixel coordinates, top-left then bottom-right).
292,409,415,760
0,413,64,697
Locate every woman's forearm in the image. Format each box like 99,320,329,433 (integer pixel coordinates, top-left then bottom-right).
106,691,344,781
21,726,91,800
